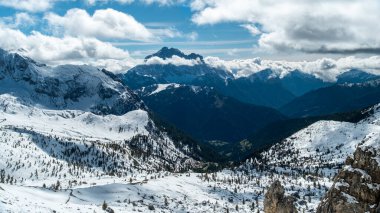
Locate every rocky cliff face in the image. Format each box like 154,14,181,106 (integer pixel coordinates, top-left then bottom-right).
264,180,297,213
317,137,380,213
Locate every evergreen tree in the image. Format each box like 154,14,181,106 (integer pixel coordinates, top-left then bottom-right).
102,200,107,210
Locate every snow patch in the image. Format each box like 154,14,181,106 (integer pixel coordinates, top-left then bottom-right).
150,83,181,95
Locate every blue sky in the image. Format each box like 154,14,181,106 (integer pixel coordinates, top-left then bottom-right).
0,0,379,72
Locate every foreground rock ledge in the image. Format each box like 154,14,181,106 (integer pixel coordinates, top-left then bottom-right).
317,143,380,213
264,180,297,213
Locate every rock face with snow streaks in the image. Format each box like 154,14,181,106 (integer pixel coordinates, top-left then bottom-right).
317,137,380,213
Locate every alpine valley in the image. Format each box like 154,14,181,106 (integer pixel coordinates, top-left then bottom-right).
1,47,380,213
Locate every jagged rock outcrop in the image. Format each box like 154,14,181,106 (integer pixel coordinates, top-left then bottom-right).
264,180,297,213
317,140,380,213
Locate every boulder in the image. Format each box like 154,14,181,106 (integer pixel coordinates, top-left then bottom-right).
264,180,297,213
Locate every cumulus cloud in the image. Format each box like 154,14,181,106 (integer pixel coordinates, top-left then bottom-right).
45,8,185,42
0,0,52,12
204,56,380,82
0,24,136,72
145,55,202,66
190,0,380,54
45,8,155,42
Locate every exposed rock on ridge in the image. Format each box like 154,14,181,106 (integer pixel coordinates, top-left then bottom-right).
264,180,297,213
317,137,380,213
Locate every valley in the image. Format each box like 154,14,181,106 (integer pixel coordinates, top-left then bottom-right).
0,48,379,212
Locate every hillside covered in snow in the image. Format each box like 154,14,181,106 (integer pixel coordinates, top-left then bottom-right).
0,49,208,191
1,70,379,213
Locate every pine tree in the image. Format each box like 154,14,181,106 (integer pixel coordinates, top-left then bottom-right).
102,200,107,210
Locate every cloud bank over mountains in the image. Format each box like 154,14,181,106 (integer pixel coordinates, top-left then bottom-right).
0,7,185,71
145,55,203,66
0,25,134,70
139,54,380,82
204,56,380,82
0,0,379,74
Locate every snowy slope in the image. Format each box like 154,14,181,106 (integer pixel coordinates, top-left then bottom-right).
0,162,331,213
1,104,379,213
0,49,202,190
0,91,200,186
262,104,380,174
142,83,182,96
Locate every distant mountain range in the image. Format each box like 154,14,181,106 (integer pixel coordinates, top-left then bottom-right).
2,47,379,162
121,47,380,108
281,79,380,117
118,47,380,160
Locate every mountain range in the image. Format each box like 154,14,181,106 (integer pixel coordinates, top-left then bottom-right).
0,48,212,176
119,47,380,160
0,47,379,212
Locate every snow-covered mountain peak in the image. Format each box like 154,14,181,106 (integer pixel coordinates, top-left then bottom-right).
0,48,145,115
0,48,205,187
145,47,204,62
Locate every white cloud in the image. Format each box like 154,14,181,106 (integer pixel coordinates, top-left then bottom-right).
0,13,36,29
145,55,202,66
14,13,35,27
45,8,155,42
186,31,198,41
0,0,52,12
191,0,380,54
85,0,96,5
140,0,185,6
149,27,182,39
241,24,261,36
88,58,137,73
85,0,134,5
85,0,184,6
204,56,380,82
117,0,134,3
0,24,137,72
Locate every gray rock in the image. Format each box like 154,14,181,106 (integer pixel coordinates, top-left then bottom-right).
317,145,380,213
264,180,297,213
